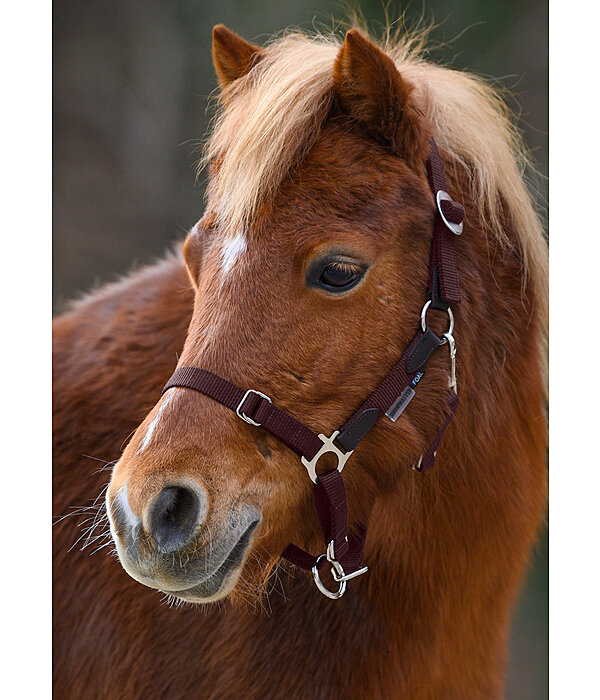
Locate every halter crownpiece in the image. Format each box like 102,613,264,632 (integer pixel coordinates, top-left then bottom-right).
162,137,463,600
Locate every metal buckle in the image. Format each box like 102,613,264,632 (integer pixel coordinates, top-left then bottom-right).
413,453,436,471
421,299,454,344
236,389,272,426
331,563,369,583
301,430,354,484
436,190,463,235
443,332,458,394
311,540,368,600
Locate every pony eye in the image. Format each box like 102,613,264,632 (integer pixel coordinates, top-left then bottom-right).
306,256,367,293
320,261,362,288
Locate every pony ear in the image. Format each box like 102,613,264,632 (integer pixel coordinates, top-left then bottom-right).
333,29,430,169
212,25,262,88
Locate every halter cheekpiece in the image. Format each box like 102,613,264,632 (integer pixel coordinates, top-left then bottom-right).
162,137,464,600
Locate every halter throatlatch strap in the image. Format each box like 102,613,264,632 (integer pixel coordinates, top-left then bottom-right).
160,137,463,600
414,389,459,472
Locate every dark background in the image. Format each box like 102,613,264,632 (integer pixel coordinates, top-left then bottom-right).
53,1,548,697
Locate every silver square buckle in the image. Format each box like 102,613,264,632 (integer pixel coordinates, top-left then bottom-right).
236,389,272,426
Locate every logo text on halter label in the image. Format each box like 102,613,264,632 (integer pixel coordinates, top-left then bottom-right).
410,371,424,388
385,385,416,422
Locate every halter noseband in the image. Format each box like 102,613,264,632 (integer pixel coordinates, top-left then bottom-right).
162,137,463,600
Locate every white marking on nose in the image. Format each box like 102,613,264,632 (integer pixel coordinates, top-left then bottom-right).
137,392,174,454
115,483,140,530
220,230,247,276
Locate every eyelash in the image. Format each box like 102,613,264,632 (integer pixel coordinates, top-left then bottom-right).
320,261,362,286
326,261,359,275
306,256,367,293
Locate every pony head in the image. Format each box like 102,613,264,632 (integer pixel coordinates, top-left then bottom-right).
105,25,545,605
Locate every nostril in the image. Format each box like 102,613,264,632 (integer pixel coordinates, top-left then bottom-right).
149,486,203,553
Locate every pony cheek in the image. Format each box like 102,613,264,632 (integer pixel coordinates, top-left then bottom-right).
352,428,420,494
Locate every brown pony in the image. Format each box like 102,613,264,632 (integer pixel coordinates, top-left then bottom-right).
53,25,548,699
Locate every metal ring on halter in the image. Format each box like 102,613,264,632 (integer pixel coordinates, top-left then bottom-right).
436,190,463,235
420,300,454,343
312,554,347,600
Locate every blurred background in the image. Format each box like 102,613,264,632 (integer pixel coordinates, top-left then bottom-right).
53,1,548,696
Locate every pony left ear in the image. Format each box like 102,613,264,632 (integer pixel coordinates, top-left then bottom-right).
212,25,263,89
334,30,431,169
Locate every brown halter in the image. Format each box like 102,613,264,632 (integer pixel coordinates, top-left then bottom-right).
162,137,463,599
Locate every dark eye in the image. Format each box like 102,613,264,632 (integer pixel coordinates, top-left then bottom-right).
320,261,362,288
307,256,367,293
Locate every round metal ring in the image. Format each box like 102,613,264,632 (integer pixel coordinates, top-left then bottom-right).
420,300,454,341
436,190,463,235
312,554,347,600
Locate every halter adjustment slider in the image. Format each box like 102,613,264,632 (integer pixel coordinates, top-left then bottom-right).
236,389,272,426
436,190,463,235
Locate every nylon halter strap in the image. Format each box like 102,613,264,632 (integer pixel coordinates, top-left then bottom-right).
162,137,464,600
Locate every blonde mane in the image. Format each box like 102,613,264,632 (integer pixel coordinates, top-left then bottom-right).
203,27,547,312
